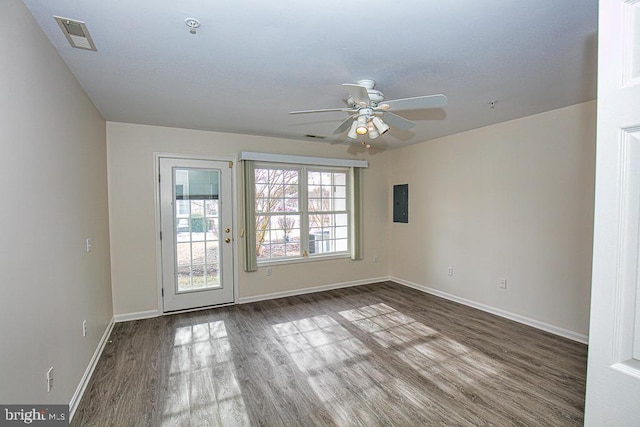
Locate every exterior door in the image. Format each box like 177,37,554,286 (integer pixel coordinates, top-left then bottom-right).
159,158,234,312
584,0,640,424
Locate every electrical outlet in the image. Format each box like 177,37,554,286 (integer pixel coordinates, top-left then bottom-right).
266,267,272,276
46,367,54,392
373,255,378,263
86,238,92,253
82,320,88,337
499,278,508,289
447,267,454,276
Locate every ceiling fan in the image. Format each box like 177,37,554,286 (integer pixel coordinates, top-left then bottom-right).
290,80,447,144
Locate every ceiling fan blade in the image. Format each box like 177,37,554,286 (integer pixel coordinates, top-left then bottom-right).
382,112,416,130
290,107,353,114
342,84,371,105
331,116,355,135
384,94,448,111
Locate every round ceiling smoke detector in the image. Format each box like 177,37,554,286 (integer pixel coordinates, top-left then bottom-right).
185,18,201,34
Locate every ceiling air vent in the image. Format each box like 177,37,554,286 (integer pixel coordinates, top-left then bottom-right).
54,16,97,51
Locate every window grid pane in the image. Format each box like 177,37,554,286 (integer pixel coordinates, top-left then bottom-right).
307,171,349,257
256,212,302,260
255,166,349,262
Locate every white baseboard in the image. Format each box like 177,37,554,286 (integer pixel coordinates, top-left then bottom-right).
113,309,160,323
109,277,587,343
237,276,390,304
69,317,115,420
113,277,389,320
390,277,589,344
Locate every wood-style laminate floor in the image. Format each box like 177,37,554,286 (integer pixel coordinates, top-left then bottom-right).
72,282,587,426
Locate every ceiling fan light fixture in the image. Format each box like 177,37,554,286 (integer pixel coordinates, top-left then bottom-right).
347,120,359,139
356,116,368,135
367,120,379,139
372,117,390,135
287,80,447,144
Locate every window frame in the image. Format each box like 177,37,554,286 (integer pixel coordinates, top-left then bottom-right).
254,162,352,265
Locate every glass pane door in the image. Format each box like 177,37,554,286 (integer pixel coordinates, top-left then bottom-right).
160,158,234,312
174,168,221,292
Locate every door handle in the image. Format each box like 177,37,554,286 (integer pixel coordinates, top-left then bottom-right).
225,228,231,233
225,238,231,243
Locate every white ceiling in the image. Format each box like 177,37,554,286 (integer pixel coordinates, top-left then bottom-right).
23,0,598,149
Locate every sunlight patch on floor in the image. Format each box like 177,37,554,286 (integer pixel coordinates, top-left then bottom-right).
163,320,250,426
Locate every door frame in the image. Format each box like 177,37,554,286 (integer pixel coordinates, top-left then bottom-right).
153,152,238,313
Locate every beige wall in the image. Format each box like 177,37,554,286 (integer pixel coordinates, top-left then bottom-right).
107,122,389,316
0,0,112,404
107,101,595,337
389,101,596,336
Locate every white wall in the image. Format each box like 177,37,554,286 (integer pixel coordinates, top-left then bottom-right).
0,0,112,404
106,122,389,316
389,101,596,338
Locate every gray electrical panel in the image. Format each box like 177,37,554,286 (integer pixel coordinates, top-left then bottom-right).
393,184,408,223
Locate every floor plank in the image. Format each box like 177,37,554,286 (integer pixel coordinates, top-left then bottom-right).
72,282,587,426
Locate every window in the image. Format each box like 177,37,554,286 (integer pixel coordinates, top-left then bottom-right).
254,163,350,262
